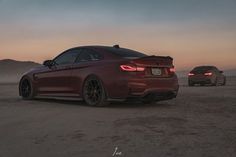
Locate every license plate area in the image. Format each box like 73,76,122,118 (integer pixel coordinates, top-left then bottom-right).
151,68,162,76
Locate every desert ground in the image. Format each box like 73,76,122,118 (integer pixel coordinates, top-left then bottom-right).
0,77,236,157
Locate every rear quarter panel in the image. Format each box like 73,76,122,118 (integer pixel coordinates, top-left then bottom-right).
70,60,130,99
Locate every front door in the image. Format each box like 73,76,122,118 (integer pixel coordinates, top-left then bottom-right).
36,49,81,96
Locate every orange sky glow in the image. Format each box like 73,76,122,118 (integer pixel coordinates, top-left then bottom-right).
0,0,236,71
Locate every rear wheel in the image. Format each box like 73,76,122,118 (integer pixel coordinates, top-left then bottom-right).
82,76,109,106
222,77,226,86
212,77,218,86
19,78,35,100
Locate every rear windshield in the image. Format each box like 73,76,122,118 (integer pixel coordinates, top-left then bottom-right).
104,47,147,59
192,66,215,72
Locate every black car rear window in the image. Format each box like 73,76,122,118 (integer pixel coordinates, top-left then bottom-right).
104,47,147,58
192,66,215,72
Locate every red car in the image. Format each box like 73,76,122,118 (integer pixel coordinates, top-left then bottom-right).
19,45,179,106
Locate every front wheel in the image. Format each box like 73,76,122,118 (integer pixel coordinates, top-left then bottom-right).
82,76,109,106
19,78,35,100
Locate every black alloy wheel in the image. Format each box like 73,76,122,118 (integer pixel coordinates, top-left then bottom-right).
20,79,34,99
83,76,108,106
222,77,226,86
212,77,218,86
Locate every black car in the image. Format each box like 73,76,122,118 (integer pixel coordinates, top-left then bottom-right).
188,66,226,86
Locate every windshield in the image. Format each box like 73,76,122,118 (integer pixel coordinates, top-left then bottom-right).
192,66,214,73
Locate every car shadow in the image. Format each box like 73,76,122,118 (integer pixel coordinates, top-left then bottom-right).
109,101,174,108
182,84,220,87
33,98,87,106
32,97,174,108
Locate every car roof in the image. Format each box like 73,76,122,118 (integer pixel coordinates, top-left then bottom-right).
71,45,138,52
68,45,147,58
192,66,218,71
194,66,216,68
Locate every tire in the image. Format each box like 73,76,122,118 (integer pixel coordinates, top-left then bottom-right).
19,78,35,100
82,75,109,106
222,77,226,86
212,77,218,86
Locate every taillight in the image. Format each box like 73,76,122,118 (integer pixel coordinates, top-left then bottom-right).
120,64,145,72
204,72,213,76
136,66,145,71
169,67,175,73
188,73,194,76
120,65,136,72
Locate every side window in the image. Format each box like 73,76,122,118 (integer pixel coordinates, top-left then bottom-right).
76,49,103,62
54,49,80,65
78,51,92,62
90,51,103,60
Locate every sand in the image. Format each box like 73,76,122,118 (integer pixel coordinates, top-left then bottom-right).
0,77,236,157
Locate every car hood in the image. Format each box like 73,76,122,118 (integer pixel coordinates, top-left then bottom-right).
22,65,45,76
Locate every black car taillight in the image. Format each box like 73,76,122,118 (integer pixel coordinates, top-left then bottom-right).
204,72,213,76
188,73,195,76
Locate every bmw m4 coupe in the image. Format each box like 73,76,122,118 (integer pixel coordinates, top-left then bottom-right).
19,45,179,106
188,66,226,86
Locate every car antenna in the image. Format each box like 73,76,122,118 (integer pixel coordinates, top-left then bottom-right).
113,44,120,48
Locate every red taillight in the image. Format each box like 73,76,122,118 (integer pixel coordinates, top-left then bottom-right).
169,67,175,73
120,64,145,72
204,72,213,76
136,66,145,71
120,65,136,72
188,73,194,76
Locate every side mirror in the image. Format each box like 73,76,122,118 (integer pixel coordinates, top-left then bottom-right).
43,60,54,67
219,70,223,73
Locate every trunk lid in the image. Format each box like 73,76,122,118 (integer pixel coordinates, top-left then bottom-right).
130,55,175,77
131,55,173,67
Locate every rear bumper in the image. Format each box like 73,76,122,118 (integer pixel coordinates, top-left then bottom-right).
126,75,179,100
188,76,214,84
127,90,178,102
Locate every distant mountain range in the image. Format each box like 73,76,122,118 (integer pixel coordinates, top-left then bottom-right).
0,59,235,83
0,59,41,83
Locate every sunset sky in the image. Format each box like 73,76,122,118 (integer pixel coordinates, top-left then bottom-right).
0,0,236,70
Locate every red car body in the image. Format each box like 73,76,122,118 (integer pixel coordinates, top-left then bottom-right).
19,45,179,106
